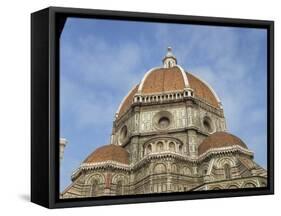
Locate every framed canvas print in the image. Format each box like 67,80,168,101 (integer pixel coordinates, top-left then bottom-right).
31,6,274,208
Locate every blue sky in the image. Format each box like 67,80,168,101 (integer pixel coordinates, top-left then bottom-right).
60,17,267,191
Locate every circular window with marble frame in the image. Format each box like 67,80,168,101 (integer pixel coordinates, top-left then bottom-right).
202,116,213,133
152,111,174,131
118,125,128,145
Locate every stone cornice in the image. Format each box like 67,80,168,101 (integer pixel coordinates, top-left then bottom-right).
71,161,130,180
123,126,221,143
71,146,253,179
198,145,253,161
114,90,224,124
190,175,267,191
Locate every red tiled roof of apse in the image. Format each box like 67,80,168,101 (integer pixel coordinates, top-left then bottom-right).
198,132,248,155
83,144,129,164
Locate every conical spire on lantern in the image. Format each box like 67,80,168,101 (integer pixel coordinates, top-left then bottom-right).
162,47,177,68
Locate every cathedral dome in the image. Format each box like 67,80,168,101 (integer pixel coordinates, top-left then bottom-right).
83,144,129,164
116,48,221,117
137,67,220,108
186,72,220,108
139,67,187,94
198,132,248,155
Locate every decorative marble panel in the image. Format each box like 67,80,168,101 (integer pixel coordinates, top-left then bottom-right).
139,107,187,133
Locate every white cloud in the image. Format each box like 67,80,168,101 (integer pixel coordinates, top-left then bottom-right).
60,30,146,130
61,34,144,91
61,76,117,130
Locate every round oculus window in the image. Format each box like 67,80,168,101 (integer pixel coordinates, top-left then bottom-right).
119,126,128,144
203,118,212,132
153,111,173,130
158,117,170,129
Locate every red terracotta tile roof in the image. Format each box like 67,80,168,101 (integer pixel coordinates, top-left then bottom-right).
117,67,220,118
83,144,129,164
141,67,186,94
118,84,139,116
198,131,248,155
187,73,220,108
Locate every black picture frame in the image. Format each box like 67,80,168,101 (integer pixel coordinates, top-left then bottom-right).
31,6,274,209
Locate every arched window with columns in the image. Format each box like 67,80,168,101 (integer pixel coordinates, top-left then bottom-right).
156,141,164,152
224,164,231,179
244,182,256,188
116,180,123,195
169,142,175,152
91,179,99,196
146,144,152,154
154,163,167,174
